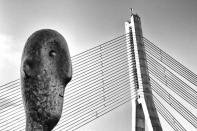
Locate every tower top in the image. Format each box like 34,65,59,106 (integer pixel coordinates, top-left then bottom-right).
126,8,141,24
130,8,134,16
129,8,139,17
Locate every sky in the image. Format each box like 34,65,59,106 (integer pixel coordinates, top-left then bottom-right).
0,0,197,130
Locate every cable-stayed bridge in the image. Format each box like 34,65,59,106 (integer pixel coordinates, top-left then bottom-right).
0,13,197,131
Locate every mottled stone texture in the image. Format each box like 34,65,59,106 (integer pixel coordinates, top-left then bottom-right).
136,102,145,131
21,29,72,131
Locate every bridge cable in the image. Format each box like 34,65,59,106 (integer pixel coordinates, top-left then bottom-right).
144,37,197,87
147,53,197,109
150,77,197,128
153,95,187,131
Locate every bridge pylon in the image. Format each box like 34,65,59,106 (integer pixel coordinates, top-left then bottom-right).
125,10,163,131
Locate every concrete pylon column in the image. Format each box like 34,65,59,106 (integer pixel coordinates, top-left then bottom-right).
125,10,163,131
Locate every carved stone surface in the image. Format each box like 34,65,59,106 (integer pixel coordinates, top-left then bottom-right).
21,29,72,131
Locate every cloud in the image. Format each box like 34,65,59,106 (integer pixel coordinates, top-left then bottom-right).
0,34,21,83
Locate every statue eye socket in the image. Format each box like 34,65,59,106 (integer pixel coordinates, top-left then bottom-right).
49,50,56,57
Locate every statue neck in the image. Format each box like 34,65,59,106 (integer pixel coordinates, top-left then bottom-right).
26,117,50,131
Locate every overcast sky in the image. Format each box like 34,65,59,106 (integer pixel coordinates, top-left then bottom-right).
0,0,197,130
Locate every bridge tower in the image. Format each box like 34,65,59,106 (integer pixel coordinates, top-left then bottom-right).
125,9,163,131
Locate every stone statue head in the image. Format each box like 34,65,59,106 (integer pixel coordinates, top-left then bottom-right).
21,29,72,131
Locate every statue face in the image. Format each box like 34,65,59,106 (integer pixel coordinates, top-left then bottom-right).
21,29,72,130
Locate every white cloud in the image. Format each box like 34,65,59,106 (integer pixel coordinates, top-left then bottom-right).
0,34,21,84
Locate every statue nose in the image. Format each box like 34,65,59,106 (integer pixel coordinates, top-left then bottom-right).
23,59,35,77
